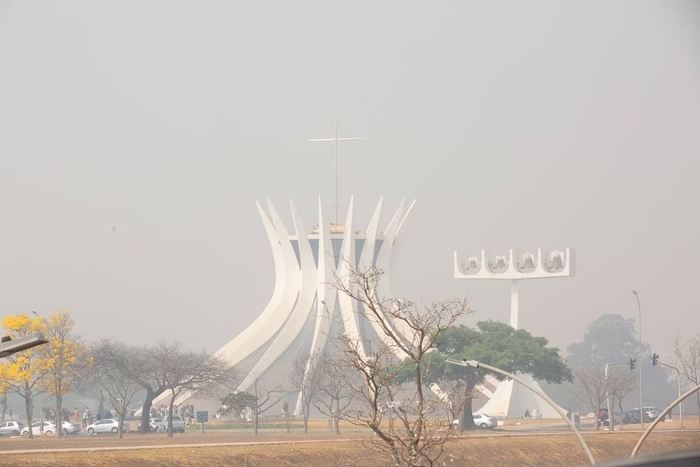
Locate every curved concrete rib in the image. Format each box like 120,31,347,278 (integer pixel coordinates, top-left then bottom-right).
212,201,292,366
145,201,296,412
374,199,414,350
357,198,407,359
337,196,366,359
357,197,383,270
307,197,333,357
236,200,315,392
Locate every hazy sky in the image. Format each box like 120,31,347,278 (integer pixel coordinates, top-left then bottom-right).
1,1,699,360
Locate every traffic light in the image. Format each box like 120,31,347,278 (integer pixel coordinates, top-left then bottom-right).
652,353,659,366
630,358,636,370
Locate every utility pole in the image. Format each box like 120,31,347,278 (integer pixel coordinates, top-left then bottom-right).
632,290,643,428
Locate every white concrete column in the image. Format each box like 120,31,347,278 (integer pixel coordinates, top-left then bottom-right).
510,280,519,330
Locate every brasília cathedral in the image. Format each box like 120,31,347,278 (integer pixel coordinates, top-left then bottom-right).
150,195,574,419
151,195,416,414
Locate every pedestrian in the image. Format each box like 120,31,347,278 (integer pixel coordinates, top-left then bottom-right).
73,407,79,424
83,408,90,429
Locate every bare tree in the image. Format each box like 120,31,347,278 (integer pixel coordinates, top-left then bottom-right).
314,352,357,434
606,367,637,430
290,350,324,433
87,340,143,438
671,333,700,424
129,349,170,433
152,341,237,437
571,367,608,430
332,265,471,467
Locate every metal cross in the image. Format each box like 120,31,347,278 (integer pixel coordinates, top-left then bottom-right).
309,118,364,225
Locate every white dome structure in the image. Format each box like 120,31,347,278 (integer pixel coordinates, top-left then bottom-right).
148,195,415,414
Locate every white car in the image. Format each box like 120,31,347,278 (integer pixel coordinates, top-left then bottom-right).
86,418,130,435
453,413,498,429
159,415,185,433
21,421,56,436
61,421,81,435
0,421,25,436
473,413,498,428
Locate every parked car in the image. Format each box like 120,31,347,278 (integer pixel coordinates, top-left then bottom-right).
86,418,130,435
137,417,162,432
21,421,56,436
452,413,498,429
160,415,185,433
643,406,662,422
0,421,24,436
622,409,651,424
473,413,498,428
61,421,81,435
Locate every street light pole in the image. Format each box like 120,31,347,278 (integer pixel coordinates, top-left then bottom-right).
632,291,643,428
445,358,596,466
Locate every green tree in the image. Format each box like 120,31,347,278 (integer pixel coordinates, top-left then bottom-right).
565,314,674,416
218,379,288,435
567,314,645,368
433,321,572,430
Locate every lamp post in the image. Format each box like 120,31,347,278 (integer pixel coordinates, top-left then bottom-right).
632,291,643,428
445,358,595,466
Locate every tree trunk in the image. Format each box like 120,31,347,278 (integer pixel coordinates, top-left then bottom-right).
141,388,155,433
25,385,33,439
594,404,601,430
118,410,124,439
334,397,340,435
55,394,63,437
253,406,259,436
303,415,308,434
167,392,176,438
462,397,476,430
0,393,7,423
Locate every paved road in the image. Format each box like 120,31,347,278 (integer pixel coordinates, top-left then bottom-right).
0,437,359,455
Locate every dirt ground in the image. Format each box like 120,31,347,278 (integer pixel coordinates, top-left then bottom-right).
0,427,698,467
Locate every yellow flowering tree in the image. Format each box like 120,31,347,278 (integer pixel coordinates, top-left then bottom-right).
0,314,48,439
39,311,86,435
